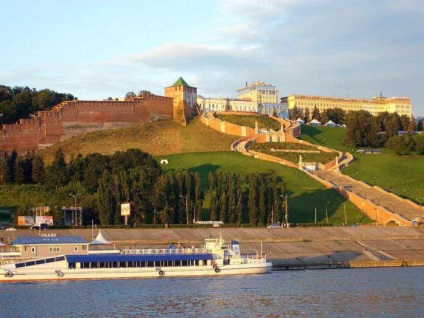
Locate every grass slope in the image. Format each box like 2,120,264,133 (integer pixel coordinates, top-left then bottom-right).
40,117,238,164
300,125,424,203
159,152,367,225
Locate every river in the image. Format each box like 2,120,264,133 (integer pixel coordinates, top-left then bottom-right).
1,267,424,317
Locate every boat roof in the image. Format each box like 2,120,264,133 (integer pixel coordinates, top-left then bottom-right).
11,236,88,246
66,253,213,263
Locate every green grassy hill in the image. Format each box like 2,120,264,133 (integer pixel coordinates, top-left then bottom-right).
159,152,367,225
40,117,238,164
300,125,424,204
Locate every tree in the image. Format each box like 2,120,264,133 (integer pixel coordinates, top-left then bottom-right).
138,90,152,96
125,91,136,99
290,106,300,120
32,155,46,185
320,110,329,125
97,170,115,225
312,106,320,120
413,135,424,155
303,108,311,123
46,147,69,189
400,114,411,132
386,135,414,155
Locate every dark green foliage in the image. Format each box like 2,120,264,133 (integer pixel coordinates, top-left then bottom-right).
32,154,47,184
208,170,285,225
414,135,424,155
46,147,69,189
0,85,75,124
312,106,320,120
386,134,422,155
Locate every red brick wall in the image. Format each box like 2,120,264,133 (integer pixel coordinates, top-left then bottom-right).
0,95,174,154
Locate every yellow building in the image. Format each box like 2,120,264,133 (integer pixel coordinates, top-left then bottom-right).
237,81,279,104
281,95,412,117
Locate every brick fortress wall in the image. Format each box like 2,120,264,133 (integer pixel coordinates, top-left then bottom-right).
0,93,174,154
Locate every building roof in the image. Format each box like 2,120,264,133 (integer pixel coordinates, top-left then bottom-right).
171,77,190,87
11,236,88,246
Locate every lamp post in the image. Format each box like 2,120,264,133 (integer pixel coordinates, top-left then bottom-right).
325,202,329,224
180,195,189,225
280,195,289,228
69,193,79,226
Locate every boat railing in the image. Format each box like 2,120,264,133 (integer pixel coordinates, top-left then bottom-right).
122,247,208,255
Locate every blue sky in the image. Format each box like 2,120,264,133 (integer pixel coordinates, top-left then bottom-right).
1,0,424,116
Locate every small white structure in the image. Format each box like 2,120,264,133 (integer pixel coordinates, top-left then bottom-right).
296,118,305,124
90,230,112,245
160,159,169,165
309,119,322,126
325,120,338,127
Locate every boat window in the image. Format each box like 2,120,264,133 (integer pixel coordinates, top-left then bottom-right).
55,256,65,261
50,246,61,253
45,258,55,263
35,259,45,265
15,263,25,268
26,261,36,266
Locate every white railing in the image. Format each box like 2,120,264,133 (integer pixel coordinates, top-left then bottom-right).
122,247,207,255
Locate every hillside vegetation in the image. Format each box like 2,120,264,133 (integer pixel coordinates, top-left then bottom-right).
300,125,424,203
159,152,367,225
40,117,238,164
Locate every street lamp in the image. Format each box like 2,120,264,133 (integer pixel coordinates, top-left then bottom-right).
325,202,329,224
280,195,289,228
180,195,189,225
69,193,79,226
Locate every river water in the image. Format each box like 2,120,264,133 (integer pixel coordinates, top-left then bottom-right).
1,267,424,318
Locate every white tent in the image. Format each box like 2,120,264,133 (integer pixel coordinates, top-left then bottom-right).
90,230,112,245
325,120,337,127
295,118,305,124
309,119,322,126
0,241,7,247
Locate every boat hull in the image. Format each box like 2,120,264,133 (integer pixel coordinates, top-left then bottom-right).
1,262,272,282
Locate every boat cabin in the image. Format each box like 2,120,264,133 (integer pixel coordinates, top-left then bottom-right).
10,236,89,258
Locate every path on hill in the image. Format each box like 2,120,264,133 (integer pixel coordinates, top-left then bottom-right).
228,121,422,225
313,169,423,224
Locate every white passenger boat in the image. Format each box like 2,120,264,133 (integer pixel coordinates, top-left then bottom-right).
1,236,272,282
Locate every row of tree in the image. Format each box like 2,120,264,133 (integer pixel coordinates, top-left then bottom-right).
290,106,424,134
290,106,347,125
3,148,287,226
343,111,418,148
0,85,75,125
208,171,287,226
386,134,424,155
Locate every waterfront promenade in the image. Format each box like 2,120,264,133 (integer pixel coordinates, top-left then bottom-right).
2,227,424,269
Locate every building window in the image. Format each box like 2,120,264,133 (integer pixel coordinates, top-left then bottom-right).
49,246,61,253
31,247,36,253
74,246,78,252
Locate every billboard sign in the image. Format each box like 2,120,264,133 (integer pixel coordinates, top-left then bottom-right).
121,203,131,216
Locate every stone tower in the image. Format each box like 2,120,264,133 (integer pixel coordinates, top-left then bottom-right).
164,77,197,126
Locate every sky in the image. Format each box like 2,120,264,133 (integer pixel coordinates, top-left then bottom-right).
1,0,424,116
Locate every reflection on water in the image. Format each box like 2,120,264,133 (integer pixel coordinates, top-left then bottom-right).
1,268,424,317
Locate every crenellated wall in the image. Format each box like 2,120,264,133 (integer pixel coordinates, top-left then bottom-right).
0,94,174,154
